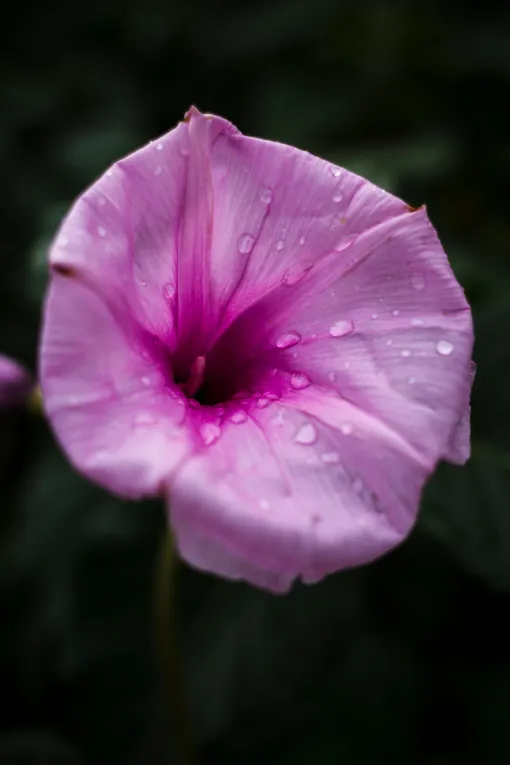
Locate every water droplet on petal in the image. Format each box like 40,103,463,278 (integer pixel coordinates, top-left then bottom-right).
341,423,353,435
58,235,69,247
141,376,151,387
276,239,285,251
328,371,336,381
259,187,274,204
259,499,270,510
411,318,425,326
97,226,106,237
256,395,273,409
321,451,340,464
329,320,354,338
295,423,317,444
411,272,426,291
392,309,400,317
154,165,162,175
106,169,113,177
436,340,454,356
408,377,416,385
290,372,311,390
180,145,190,157
276,331,301,349
200,422,221,446
332,191,344,203
299,236,306,246
230,410,247,424
140,280,148,287
238,233,255,254
401,349,411,357
330,167,342,177
371,313,379,320
386,339,393,346
156,142,164,151
282,266,306,286
163,283,175,301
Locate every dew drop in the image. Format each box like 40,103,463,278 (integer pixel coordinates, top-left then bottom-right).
180,145,190,157
238,233,255,254
156,142,164,151
410,272,426,291
329,319,354,338
140,280,148,287
230,410,247,424
154,165,162,175
330,167,342,177
58,236,69,247
259,499,270,510
371,313,379,320
276,331,301,349
332,191,344,203
295,423,317,445
328,371,337,381
411,318,425,326
276,239,285,251
141,376,151,387
436,340,454,356
282,266,306,286
256,395,273,409
200,422,221,446
401,349,411,357
290,372,311,390
386,339,393,346
259,187,274,204
321,451,340,464
299,236,306,246
408,377,416,385
341,422,353,435
97,226,106,237
106,169,113,177
344,361,351,369
392,309,400,317
163,282,175,301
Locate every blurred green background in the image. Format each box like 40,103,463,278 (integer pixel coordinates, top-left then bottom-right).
1,1,510,763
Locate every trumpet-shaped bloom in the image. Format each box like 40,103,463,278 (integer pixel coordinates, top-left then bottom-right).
40,108,473,592
0,354,31,408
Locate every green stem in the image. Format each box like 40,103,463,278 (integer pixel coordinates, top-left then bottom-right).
154,532,197,765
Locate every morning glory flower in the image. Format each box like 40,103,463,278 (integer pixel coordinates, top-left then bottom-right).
0,354,31,409
40,107,473,592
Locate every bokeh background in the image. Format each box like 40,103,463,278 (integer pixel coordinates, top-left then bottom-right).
1,1,510,763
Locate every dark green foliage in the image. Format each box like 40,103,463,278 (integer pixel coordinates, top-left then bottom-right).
1,1,510,762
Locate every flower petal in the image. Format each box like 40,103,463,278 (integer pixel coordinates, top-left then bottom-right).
168,388,428,591
0,354,32,408
40,275,193,498
208,208,474,469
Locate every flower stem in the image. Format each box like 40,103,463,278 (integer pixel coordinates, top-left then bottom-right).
154,531,197,765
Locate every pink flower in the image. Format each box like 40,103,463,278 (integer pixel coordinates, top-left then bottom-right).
40,107,473,592
0,354,32,408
